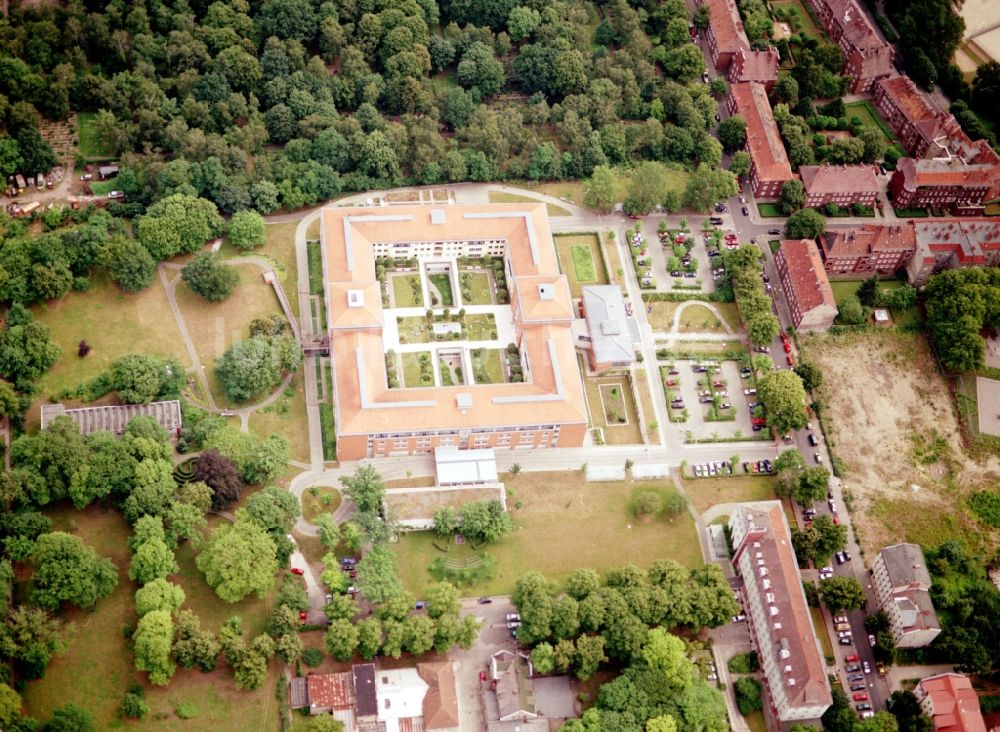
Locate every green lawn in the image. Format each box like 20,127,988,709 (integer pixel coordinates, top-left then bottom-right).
89,178,118,196
464,313,496,341
301,487,342,523
396,316,429,344
471,348,504,384
391,273,424,308
584,376,642,444
248,370,311,464
402,351,434,387
76,111,116,160
306,241,324,296
458,270,493,305
828,279,921,326
392,471,704,596
487,191,571,217
682,475,778,514
439,359,455,385
771,0,825,43
810,606,834,660
756,202,785,218
844,100,897,143
428,273,454,308
24,506,279,731
554,233,609,297
571,245,598,283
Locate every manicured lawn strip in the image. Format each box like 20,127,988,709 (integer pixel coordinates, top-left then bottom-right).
810,606,834,659
634,369,661,444
392,471,704,596
220,220,301,330
402,351,432,387
249,370,310,463
391,273,423,308
893,206,929,218
428,273,454,307
88,179,117,196
682,475,777,513
471,348,504,384
844,100,897,143
459,270,493,305
746,710,767,732
306,241,324,296
487,190,571,217
554,233,608,297
464,313,496,341
756,202,785,218
76,111,116,160
677,303,727,333
571,244,598,282
301,487,343,523
319,362,337,461
439,359,455,385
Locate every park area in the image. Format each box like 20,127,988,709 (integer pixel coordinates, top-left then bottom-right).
844,101,897,144
391,471,703,596
770,0,825,44
458,269,494,305
827,278,921,328
23,506,279,731
647,301,741,334
801,330,1000,555
76,111,116,161
390,273,424,308
470,348,505,384
554,233,608,297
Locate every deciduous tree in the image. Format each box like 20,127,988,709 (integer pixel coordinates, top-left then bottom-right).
196,512,278,603
31,532,118,610
134,610,176,686
181,251,240,302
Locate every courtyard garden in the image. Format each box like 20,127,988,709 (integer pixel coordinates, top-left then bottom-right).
427,272,454,307
402,351,435,387
470,348,505,384
554,233,608,297
396,316,430,344
464,313,497,341
390,273,424,308
583,374,643,444
458,269,494,305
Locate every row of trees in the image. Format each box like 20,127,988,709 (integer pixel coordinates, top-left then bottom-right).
724,245,779,347
924,267,1000,373
433,498,514,545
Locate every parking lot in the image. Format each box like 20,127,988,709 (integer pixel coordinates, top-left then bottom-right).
640,219,719,294
661,359,762,440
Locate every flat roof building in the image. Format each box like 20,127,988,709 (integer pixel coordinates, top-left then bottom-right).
580,284,635,373
820,223,916,275
40,401,182,436
730,502,832,722
872,544,942,648
916,674,988,732
322,203,588,460
906,218,1000,286
799,164,881,209
775,240,838,331
434,446,499,486
727,82,793,198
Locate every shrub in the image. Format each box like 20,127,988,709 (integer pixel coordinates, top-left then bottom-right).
734,677,763,715
968,491,1000,528
727,651,759,674
301,648,324,667
120,686,149,719
174,702,198,719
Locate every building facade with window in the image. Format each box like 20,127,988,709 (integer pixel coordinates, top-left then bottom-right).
872,543,942,649
727,82,793,198
799,164,881,209
775,239,838,331
889,157,993,212
696,0,750,70
807,0,892,93
819,223,916,275
322,203,588,460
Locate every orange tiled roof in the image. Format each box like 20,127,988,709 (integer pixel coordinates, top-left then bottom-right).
418,662,459,730
705,0,751,56
730,82,793,184
918,674,988,732
779,239,836,313
799,164,880,195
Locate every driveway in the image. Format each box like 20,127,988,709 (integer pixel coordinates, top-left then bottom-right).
289,541,328,623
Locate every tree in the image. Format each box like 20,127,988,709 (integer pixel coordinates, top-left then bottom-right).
857,276,879,307
181,251,239,302
757,369,809,434
565,568,601,600
624,162,671,216
228,210,266,250
683,164,739,213
664,44,706,82
456,42,505,98
135,579,185,617
15,126,57,174
433,507,457,537
107,236,157,293
793,515,846,564
784,209,826,239
858,127,886,164
194,449,243,509
134,610,175,686
729,150,751,178
693,5,711,29
308,716,346,732
459,500,514,544
425,582,460,619
780,179,806,214
574,634,607,680
45,704,95,732
1,605,64,680
31,532,118,610
734,677,763,715
819,576,866,611
0,683,22,729
215,334,300,402
120,686,150,720
356,545,403,604
512,571,555,644
324,618,359,661
0,305,60,389
584,165,619,213
838,295,866,325
793,362,823,391
796,466,831,506
531,642,556,674
196,513,278,603
718,116,747,153
129,534,178,585
973,61,1000,125
137,194,224,261
888,690,935,732
108,354,184,404
172,610,220,672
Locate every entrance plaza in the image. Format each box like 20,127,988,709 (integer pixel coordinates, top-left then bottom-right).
322,203,589,460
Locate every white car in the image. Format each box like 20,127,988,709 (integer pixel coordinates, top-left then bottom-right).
820,569,834,580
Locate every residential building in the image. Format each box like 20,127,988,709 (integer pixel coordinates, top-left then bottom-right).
696,0,750,70
819,223,916,275
490,651,537,723
375,664,460,732
40,400,182,437
806,0,892,93
798,164,881,209
98,164,119,179
729,503,832,722
728,47,780,92
906,218,1000,286
727,82,793,198
872,544,942,648
915,674,988,732
305,672,356,727
889,157,993,212
580,284,635,373
355,663,378,727
775,240,838,331
322,203,588,460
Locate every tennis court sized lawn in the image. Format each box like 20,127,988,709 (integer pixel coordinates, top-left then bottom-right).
392,471,704,596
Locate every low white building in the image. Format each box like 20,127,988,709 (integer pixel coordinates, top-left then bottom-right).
872,544,941,649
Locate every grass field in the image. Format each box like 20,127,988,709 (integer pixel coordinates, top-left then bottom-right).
810,606,834,659
471,348,504,384
771,0,825,43
677,303,732,333
402,351,433,387
392,471,703,595
648,301,741,333
428,273,453,307
24,506,279,731
682,475,778,514
221,221,301,322
391,273,424,308
844,101,897,143
248,370,310,464
634,369,660,444
89,178,118,196
756,202,785,218
459,270,493,305
487,191,571,217
76,112,116,160
554,233,608,297
828,279,921,327
465,313,496,341
396,316,429,344
571,245,598,283
301,486,342,523
584,375,642,444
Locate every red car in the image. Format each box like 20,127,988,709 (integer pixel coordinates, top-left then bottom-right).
846,655,860,663
665,380,677,387
786,355,794,366
780,332,789,343
833,515,841,525
783,343,792,353
479,671,487,682
853,693,869,702
290,567,304,576
299,611,308,624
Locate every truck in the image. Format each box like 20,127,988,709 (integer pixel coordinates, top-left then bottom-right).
13,201,40,217
835,622,851,632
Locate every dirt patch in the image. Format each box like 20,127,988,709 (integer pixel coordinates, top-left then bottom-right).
801,331,1000,554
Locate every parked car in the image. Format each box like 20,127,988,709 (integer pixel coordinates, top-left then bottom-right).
857,703,872,711
346,586,358,594
845,654,859,663
815,452,824,464
290,567,304,576
506,621,521,629
741,206,749,216
732,614,746,623
839,638,853,646
506,613,521,621
862,661,871,674
850,684,867,692
846,664,861,673
854,693,869,702
107,190,124,199
834,615,849,624
848,673,864,682
860,711,874,719
809,433,819,446
744,388,757,395
768,228,781,235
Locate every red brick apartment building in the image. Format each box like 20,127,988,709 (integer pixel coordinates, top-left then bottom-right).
915,674,989,732
727,82,793,198
696,0,750,70
820,223,916,275
906,218,1000,286
775,239,838,331
889,157,994,212
798,164,881,209
728,47,780,92
806,0,892,93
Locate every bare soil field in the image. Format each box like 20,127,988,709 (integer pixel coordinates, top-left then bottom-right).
801,331,1000,555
